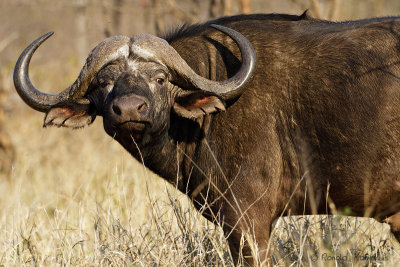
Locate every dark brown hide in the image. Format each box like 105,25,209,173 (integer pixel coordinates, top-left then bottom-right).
163,15,400,263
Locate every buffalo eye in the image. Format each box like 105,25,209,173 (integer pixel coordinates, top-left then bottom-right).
156,78,165,85
99,80,114,93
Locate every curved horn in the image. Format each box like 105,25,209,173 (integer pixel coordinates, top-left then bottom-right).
14,32,70,112
14,32,130,112
130,24,256,100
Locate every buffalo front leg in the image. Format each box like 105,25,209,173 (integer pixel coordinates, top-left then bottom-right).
224,223,271,266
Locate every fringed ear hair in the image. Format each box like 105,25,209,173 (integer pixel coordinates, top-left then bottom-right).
173,92,225,119
44,99,96,129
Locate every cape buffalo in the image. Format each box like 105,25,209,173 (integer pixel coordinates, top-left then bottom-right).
14,13,400,265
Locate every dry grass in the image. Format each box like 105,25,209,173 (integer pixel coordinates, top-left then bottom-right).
270,215,400,266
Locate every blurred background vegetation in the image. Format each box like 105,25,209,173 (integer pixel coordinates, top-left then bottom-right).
1,0,400,265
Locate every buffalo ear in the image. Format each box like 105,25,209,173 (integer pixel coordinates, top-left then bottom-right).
173,92,226,119
44,99,96,129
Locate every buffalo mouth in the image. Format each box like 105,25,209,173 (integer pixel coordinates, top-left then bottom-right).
116,120,150,140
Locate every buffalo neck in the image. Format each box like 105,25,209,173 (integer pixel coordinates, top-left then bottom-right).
139,113,215,191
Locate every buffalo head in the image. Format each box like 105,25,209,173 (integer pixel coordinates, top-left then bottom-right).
14,25,255,150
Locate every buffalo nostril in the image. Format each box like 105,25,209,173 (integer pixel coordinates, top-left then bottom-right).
112,104,122,116
111,96,148,118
